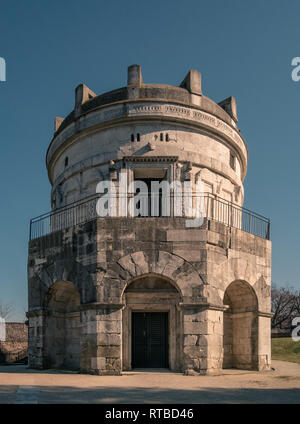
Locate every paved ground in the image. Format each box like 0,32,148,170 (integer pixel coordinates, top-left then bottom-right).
0,361,300,404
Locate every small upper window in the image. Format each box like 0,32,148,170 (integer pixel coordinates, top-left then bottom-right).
230,153,236,170
65,157,69,167
137,133,140,142
166,133,169,142
131,134,135,142
160,133,163,141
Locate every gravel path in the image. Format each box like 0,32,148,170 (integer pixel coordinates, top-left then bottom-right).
0,360,300,404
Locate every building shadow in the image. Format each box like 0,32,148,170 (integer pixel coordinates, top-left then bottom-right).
34,386,300,404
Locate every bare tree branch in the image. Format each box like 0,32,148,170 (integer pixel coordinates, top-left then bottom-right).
0,300,15,320
271,285,300,329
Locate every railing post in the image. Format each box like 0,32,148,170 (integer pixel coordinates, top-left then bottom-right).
227,200,229,226
206,194,209,220
267,220,271,240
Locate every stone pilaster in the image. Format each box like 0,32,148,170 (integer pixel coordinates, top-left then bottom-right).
27,310,47,369
80,308,98,373
80,304,122,375
205,308,223,374
182,306,223,375
257,313,272,371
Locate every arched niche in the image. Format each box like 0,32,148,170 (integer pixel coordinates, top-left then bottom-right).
44,280,81,370
223,280,258,370
122,273,182,372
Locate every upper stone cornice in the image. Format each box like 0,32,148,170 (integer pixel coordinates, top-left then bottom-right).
47,65,248,181
52,65,242,138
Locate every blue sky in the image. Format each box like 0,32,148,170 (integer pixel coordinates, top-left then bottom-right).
0,0,299,320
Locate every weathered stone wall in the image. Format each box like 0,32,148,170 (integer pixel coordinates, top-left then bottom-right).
28,215,271,375
50,123,244,209
0,323,28,363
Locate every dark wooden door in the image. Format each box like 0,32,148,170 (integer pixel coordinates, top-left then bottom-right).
132,312,169,368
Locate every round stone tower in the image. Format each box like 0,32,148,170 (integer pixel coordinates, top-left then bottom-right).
28,65,272,375
48,65,246,210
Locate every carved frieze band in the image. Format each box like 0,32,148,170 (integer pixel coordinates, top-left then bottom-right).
47,101,247,167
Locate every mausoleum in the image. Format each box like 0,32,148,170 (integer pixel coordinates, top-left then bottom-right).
27,65,272,375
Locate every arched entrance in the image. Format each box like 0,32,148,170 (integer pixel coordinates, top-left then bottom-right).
223,280,258,370
44,280,81,370
122,273,182,371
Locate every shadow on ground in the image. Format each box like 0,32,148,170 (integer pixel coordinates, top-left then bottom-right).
1,385,299,404
1,364,300,404
0,365,79,374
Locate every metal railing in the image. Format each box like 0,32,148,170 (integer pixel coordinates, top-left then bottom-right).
29,193,270,241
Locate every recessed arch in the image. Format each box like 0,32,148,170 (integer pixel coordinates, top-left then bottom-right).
223,280,258,313
122,272,182,372
44,280,80,312
44,280,81,370
115,250,204,302
223,280,258,370
121,272,183,301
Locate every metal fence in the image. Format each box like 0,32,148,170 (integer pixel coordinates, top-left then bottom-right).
29,193,270,241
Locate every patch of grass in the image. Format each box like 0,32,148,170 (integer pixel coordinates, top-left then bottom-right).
272,337,300,364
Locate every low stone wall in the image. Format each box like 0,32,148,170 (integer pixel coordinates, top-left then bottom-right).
0,322,28,363
271,328,291,338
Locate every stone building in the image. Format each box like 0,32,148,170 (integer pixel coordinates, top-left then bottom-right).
27,65,272,375
0,323,28,364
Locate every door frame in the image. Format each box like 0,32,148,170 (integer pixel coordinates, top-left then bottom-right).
122,300,180,371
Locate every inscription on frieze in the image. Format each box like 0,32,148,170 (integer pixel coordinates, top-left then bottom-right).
49,101,245,163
